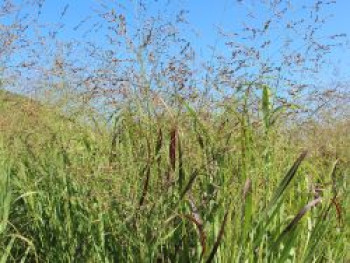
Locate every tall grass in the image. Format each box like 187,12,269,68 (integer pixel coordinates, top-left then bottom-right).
0,89,349,262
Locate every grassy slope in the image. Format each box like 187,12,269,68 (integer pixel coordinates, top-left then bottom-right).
0,90,69,141
0,90,349,262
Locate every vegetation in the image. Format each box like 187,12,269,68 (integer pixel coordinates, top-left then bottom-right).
0,0,349,262
0,86,349,262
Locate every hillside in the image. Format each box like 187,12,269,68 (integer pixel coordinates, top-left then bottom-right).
0,90,43,132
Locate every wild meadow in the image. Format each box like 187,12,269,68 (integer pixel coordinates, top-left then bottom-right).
0,0,349,262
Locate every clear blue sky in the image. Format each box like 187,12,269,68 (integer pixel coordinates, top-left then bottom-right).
7,0,350,86
34,0,350,81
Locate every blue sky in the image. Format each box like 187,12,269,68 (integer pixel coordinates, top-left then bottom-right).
33,0,350,82
3,0,349,89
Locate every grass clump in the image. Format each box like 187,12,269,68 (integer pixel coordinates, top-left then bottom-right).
0,89,348,262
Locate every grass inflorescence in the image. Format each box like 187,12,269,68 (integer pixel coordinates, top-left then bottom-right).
0,88,349,262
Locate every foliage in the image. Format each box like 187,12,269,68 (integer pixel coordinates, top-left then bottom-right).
0,0,349,262
0,90,349,262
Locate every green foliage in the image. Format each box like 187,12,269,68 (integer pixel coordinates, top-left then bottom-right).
0,91,349,262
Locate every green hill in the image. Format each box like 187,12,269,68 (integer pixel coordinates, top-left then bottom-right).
1,90,44,133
